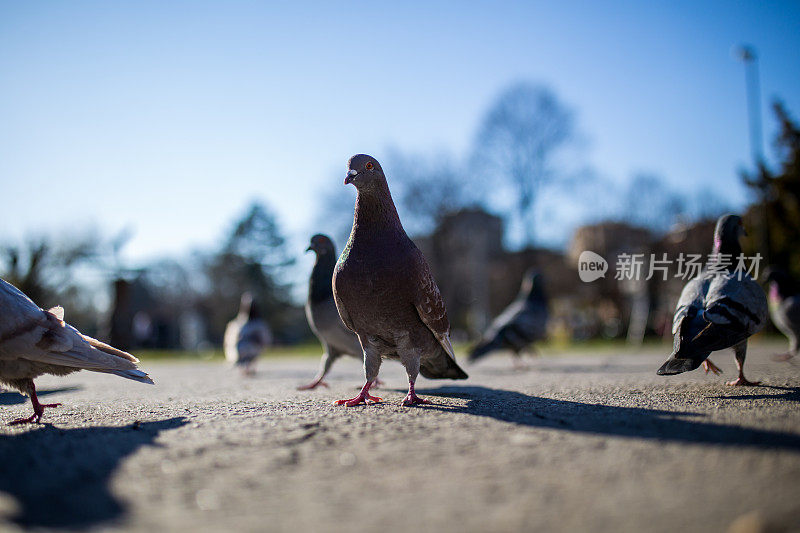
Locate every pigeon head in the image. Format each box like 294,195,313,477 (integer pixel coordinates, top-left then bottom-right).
307,234,337,303
239,292,262,320
714,214,745,245
764,267,794,298
344,154,386,190
306,234,335,256
713,214,745,255
521,269,545,301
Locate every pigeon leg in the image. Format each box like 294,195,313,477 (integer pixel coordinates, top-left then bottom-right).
397,346,430,406
512,352,530,371
9,381,61,425
297,377,329,390
727,342,761,386
335,344,382,406
702,359,723,375
334,380,382,406
298,351,335,390
401,378,430,407
526,345,540,361
771,352,795,362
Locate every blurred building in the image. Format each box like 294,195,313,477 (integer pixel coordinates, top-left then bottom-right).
107,275,207,350
416,209,504,339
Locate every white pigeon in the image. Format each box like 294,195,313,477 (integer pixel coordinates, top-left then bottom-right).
0,277,153,425
224,293,272,376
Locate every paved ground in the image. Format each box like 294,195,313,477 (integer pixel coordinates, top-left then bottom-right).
0,342,799,533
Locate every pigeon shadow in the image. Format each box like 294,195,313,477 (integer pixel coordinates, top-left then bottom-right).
0,387,80,406
468,360,657,376
0,417,187,529
531,363,655,375
706,385,800,403
417,385,800,451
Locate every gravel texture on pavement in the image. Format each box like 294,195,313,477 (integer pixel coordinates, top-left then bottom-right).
1,343,799,532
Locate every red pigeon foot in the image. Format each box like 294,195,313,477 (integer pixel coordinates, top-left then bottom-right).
401,392,430,407
297,379,329,390
9,389,61,425
772,353,794,362
512,359,530,372
400,380,431,407
334,381,382,406
727,377,761,386
702,360,723,375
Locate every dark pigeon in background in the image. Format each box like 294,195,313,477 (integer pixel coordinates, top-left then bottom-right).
298,234,366,390
765,267,800,361
469,269,548,368
224,293,272,376
332,154,468,407
657,214,767,386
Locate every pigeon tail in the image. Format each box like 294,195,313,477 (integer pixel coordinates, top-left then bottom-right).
657,356,702,375
420,346,469,380
98,368,155,384
468,338,502,362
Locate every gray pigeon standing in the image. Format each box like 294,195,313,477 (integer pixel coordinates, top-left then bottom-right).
0,277,153,424
332,154,468,407
765,268,800,361
224,293,272,376
469,269,548,367
298,234,365,390
657,214,767,386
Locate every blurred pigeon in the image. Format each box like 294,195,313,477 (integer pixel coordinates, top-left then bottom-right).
469,269,548,367
657,214,767,386
0,277,153,424
332,154,468,407
765,268,800,361
224,293,272,376
298,234,365,390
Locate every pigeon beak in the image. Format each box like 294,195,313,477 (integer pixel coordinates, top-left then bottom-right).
305,245,313,253
344,169,358,185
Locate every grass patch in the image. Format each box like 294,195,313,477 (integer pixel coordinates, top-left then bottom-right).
131,334,788,362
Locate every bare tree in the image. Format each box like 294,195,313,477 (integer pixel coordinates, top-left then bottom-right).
620,173,687,233
473,82,574,245
312,183,358,251
388,150,482,236
198,201,302,343
0,230,108,332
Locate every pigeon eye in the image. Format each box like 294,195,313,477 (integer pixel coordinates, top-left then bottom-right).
365,162,374,171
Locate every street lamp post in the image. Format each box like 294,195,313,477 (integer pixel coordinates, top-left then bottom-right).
734,44,769,262
735,45,764,166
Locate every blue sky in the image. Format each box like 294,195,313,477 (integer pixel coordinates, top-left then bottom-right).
1,1,799,268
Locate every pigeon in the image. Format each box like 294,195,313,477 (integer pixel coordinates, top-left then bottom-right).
469,269,548,367
0,277,153,424
765,268,800,361
298,234,365,390
657,214,767,386
332,154,468,407
224,293,272,376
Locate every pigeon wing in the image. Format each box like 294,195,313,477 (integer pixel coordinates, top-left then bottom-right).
0,279,150,381
704,273,767,336
410,249,456,360
672,276,709,336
